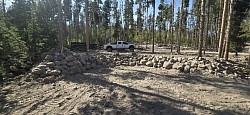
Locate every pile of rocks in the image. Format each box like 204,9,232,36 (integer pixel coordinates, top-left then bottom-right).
112,55,248,78
31,48,116,81
31,48,249,82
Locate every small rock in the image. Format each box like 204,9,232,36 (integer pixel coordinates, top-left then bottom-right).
48,70,61,76
184,65,191,73
129,61,136,66
32,67,45,75
46,62,55,68
45,55,54,61
172,62,180,69
140,59,147,65
104,108,118,115
65,55,74,62
146,61,153,67
6,73,14,78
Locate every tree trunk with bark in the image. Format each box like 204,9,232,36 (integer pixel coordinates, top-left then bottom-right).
218,0,228,58
58,0,64,53
203,0,210,54
170,0,174,53
177,0,184,54
85,0,89,55
152,0,155,53
223,0,234,60
198,0,205,57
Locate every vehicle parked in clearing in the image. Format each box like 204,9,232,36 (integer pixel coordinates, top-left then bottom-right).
103,41,135,52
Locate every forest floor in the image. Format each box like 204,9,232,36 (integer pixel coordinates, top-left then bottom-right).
1,66,250,114
1,47,250,115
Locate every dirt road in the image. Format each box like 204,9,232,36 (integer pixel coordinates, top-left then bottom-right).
1,66,250,115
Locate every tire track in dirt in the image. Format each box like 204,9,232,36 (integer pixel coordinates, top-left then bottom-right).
10,82,81,114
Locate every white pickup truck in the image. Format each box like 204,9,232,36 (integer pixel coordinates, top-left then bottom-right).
103,41,135,52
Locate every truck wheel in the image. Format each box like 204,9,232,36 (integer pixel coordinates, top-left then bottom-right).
107,47,112,52
129,46,134,52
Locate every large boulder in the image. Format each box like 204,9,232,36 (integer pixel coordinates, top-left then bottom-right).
163,61,173,69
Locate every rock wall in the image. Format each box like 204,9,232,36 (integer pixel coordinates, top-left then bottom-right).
31,48,250,83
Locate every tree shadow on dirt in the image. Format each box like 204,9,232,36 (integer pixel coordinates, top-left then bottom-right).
0,94,18,114
63,68,245,115
176,74,250,96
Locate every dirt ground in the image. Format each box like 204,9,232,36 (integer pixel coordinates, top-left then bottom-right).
1,65,250,115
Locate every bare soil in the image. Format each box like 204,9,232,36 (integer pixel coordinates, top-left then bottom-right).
1,65,250,115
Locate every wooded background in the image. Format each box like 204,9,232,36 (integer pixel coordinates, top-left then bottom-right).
0,0,249,79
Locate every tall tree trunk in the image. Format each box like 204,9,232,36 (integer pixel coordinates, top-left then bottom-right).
198,0,205,57
223,0,234,60
152,0,155,53
146,0,149,49
170,0,174,53
177,0,184,54
218,0,228,58
58,0,64,53
85,0,89,55
203,0,210,54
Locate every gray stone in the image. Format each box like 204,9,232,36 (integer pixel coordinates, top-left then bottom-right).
48,70,61,76
146,61,153,67
172,62,180,69
109,63,115,68
104,108,118,115
81,67,86,72
54,61,61,66
32,67,45,75
177,57,183,62
37,64,47,69
177,63,185,72
91,63,96,69
157,63,163,68
184,65,191,73
85,64,91,70
61,60,67,65
46,62,55,68
70,66,78,74
129,61,136,66
62,70,70,75
140,59,147,65
54,66,63,71
198,64,207,70
96,58,102,64
65,55,74,62
191,61,198,68
152,58,158,63
67,61,75,67
6,73,14,78
45,55,54,61
96,65,103,69
163,61,173,69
